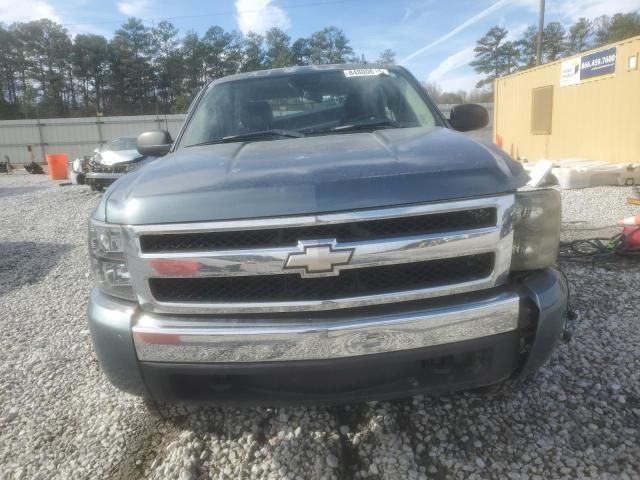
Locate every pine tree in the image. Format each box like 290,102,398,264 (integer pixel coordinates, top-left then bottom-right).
265,28,292,68
564,18,592,56
240,32,265,72
607,12,640,43
470,26,513,88
592,15,612,46
542,22,566,61
308,26,353,64
376,49,396,65
72,34,109,113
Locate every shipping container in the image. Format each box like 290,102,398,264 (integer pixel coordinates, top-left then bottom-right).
494,35,640,164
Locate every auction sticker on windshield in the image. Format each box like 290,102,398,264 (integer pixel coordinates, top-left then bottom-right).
343,68,389,77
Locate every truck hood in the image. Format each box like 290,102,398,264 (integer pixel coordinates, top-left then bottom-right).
100,126,528,225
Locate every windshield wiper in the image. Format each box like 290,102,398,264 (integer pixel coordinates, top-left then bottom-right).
186,129,304,148
331,118,403,132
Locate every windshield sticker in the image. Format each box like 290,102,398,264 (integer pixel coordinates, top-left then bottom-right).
343,68,389,78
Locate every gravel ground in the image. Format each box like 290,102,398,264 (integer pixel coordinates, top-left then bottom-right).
1,174,639,480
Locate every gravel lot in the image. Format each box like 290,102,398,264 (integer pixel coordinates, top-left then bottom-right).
1,174,639,480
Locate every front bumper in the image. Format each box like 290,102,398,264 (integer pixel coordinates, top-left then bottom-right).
88,268,567,404
85,172,123,188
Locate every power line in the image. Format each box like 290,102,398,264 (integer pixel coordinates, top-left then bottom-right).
59,0,360,28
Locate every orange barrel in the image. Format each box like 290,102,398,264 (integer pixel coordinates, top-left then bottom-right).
45,154,69,180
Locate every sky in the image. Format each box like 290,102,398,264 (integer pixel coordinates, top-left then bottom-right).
1,0,638,92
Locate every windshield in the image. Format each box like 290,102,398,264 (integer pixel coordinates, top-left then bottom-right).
179,68,437,147
102,137,137,152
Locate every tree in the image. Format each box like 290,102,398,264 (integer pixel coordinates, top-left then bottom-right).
422,82,469,104
265,28,292,68
240,32,264,72
151,21,182,107
470,26,514,88
501,41,520,74
181,31,205,97
607,12,640,43
542,22,566,61
517,25,538,68
376,49,396,64
109,18,154,113
291,38,311,66
422,81,442,101
438,91,465,104
202,25,240,79
0,25,20,108
564,18,592,56
468,88,493,103
308,26,353,64
592,15,612,46
72,34,109,112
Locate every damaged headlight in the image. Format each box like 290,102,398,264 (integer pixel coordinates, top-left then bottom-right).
88,219,135,300
511,189,561,270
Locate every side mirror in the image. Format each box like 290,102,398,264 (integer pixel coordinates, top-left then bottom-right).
449,104,489,132
137,130,172,157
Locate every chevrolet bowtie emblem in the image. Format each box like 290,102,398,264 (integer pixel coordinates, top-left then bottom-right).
284,240,354,277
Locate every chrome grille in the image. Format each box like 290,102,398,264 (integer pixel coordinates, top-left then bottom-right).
139,208,496,252
150,254,494,303
123,195,515,314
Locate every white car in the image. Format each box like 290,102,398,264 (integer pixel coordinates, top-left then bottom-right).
84,136,158,191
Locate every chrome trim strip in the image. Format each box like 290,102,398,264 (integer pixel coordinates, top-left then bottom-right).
132,293,520,363
86,172,122,180
129,227,499,278
123,195,515,314
126,196,508,235
135,278,499,314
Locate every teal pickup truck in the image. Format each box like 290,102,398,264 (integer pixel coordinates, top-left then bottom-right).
87,64,567,408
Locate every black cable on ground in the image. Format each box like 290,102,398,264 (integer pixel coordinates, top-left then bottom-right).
556,231,640,341
553,265,576,342
558,233,640,263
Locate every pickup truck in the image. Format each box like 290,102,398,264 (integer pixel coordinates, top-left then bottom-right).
87,64,567,407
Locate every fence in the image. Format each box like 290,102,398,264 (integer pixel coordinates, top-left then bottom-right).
0,104,493,164
0,114,186,165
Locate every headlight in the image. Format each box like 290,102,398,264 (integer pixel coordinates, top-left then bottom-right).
88,219,135,300
511,189,561,270
124,162,142,173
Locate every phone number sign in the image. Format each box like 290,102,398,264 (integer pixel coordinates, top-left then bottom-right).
580,47,616,80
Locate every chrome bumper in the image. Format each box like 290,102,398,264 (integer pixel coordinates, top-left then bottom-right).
88,269,567,400
131,293,520,363
86,172,123,181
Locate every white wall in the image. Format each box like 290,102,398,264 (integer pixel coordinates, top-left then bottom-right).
0,114,186,164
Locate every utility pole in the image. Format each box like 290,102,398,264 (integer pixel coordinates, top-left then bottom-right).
536,0,545,66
